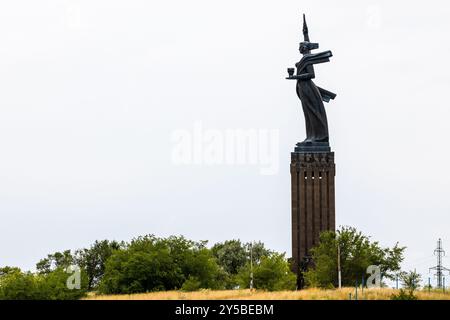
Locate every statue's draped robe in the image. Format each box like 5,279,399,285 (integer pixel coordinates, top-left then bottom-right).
295,51,332,143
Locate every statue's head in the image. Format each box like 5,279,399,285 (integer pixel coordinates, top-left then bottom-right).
300,14,319,54
299,41,319,54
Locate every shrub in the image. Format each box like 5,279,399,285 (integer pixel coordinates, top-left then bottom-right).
37,268,88,300
237,253,297,291
98,235,225,294
181,276,202,292
0,269,39,300
0,267,88,300
391,289,418,300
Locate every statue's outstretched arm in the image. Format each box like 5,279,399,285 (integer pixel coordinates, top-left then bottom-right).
286,65,315,80
287,73,314,80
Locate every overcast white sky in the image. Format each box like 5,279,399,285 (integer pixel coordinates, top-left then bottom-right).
1,0,450,286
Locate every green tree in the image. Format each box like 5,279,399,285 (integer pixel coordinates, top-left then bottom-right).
0,267,88,300
0,266,21,276
36,250,74,274
74,240,121,290
211,240,272,289
245,241,272,265
98,235,225,294
212,240,272,274
0,269,39,300
99,243,179,293
237,253,296,291
212,240,247,275
304,226,405,288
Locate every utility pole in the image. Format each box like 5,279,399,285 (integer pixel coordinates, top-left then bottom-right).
396,274,399,289
337,241,342,289
250,242,254,290
429,238,450,289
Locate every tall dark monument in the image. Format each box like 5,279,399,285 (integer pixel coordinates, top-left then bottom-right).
286,14,336,288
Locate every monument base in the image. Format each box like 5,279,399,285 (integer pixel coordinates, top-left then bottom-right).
290,148,335,288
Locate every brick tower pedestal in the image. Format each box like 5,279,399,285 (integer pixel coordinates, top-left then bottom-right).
290,150,336,288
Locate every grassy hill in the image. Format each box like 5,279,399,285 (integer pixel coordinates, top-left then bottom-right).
85,288,450,300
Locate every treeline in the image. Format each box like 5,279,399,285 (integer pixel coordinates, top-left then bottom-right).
0,236,296,299
0,227,407,300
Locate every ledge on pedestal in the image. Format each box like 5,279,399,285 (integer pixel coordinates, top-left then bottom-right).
294,141,330,153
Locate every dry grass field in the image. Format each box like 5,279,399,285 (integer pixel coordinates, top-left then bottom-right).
85,288,450,300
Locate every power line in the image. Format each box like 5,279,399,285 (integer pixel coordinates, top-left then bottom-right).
429,238,450,288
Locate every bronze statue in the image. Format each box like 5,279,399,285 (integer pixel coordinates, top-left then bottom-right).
287,14,336,152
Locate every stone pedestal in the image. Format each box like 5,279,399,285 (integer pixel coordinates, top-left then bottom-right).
290,150,335,288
